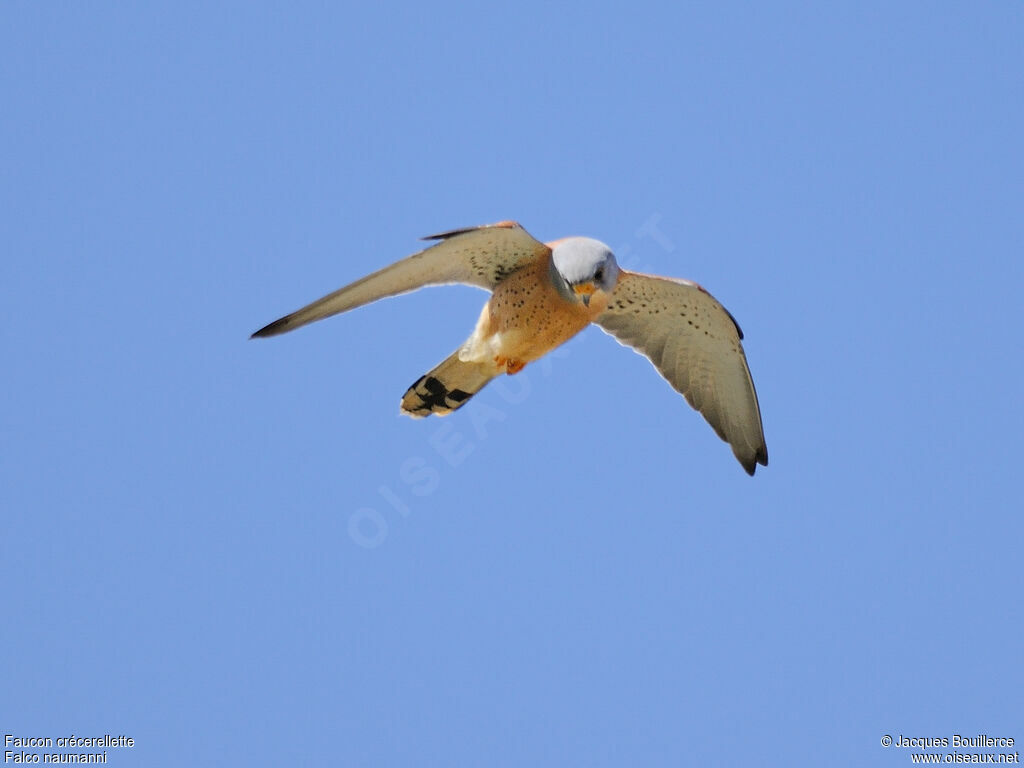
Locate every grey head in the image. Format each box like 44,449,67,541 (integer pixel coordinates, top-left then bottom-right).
550,237,620,306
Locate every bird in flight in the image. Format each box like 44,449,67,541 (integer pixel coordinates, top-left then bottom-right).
253,221,768,474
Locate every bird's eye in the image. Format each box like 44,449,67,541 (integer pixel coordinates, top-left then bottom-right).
594,268,605,282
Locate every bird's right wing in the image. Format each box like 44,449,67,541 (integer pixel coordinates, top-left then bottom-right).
596,270,768,475
252,221,549,338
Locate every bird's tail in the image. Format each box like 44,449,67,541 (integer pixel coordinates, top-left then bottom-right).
401,349,498,418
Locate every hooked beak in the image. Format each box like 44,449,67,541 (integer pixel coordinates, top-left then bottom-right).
573,281,596,307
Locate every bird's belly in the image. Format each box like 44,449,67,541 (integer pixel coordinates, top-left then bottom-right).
464,265,591,365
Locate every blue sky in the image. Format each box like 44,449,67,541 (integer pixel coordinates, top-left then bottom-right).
2,2,1022,766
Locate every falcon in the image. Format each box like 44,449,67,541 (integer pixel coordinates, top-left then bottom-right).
253,221,768,474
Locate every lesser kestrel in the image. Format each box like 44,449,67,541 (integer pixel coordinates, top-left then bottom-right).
253,221,768,474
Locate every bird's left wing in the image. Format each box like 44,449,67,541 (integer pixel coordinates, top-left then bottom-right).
252,221,549,338
596,270,768,475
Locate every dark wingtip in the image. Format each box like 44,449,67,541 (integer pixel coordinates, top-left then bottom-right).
421,220,520,241
421,226,473,241
250,317,290,339
741,445,769,476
